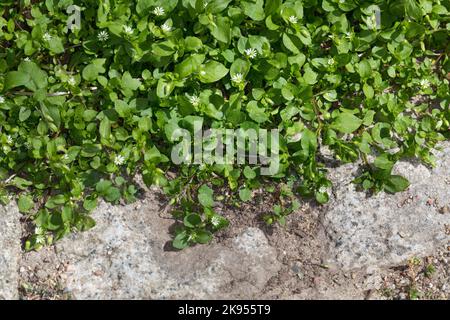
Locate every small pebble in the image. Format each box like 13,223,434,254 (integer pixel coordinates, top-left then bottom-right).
438,205,449,214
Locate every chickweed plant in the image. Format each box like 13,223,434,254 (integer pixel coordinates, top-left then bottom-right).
0,0,448,249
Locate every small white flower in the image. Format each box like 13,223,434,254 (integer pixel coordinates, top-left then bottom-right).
0,96,4,104
153,7,165,16
244,48,257,59
161,23,171,32
288,16,298,24
62,154,70,161
123,25,134,35
328,58,335,65
420,79,430,89
97,30,109,42
24,57,31,62
231,73,244,83
35,226,43,235
36,235,46,245
345,31,353,39
188,95,200,107
6,135,13,145
43,32,52,41
114,154,125,166
68,76,76,86
211,215,222,227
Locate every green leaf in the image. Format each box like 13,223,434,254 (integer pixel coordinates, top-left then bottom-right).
198,61,229,83
242,0,265,21
99,117,111,139
297,27,311,46
19,107,32,122
45,194,66,209
40,103,61,130
239,188,252,201
301,129,318,152
246,100,268,123
138,117,152,132
136,0,153,15
96,180,112,193
358,60,372,79
81,144,102,157
303,66,318,84
5,62,47,91
173,231,189,249
405,0,423,20
243,166,256,179
9,177,33,190
184,214,202,228
104,186,121,203
230,58,251,77
4,71,31,90
121,72,141,92
46,213,63,231
363,83,374,99
332,112,363,134
363,110,376,126
157,78,175,98
18,194,34,213
175,54,205,78
184,37,203,51
210,16,231,44
198,184,214,207
83,198,98,212
315,192,329,204
374,154,394,170
323,90,337,102
114,99,131,117
20,62,48,90
283,33,301,54
265,0,281,15
47,37,64,54
82,59,106,81
388,41,413,60
78,215,96,231
206,0,233,13
372,123,393,147
195,230,212,244
384,175,410,193
61,206,73,223
152,41,176,56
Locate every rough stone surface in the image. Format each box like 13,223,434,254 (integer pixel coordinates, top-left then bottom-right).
0,203,21,300
54,198,281,299
2,144,449,300
322,142,450,270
